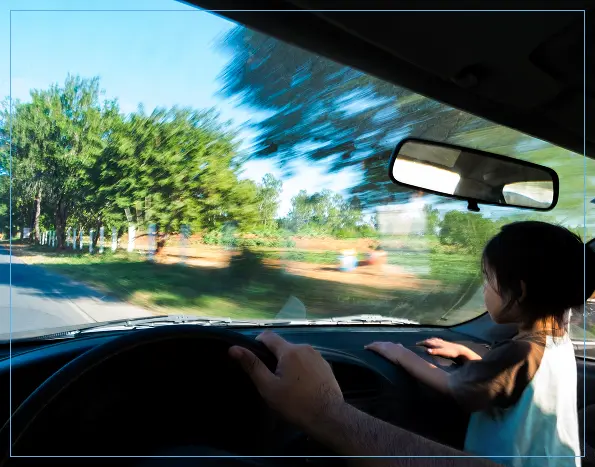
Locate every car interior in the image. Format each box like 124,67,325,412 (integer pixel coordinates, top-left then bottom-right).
0,2,593,466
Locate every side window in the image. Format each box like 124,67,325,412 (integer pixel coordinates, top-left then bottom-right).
570,301,595,359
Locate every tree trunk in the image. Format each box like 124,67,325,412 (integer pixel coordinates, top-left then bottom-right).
19,224,24,241
54,199,67,249
92,218,102,249
155,231,168,255
33,188,42,244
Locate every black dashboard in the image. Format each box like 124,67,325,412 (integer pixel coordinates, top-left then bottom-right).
0,325,491,460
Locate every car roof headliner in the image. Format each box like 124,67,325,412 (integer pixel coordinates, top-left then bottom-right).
184,0,593,159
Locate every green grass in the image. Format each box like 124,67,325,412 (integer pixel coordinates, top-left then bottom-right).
21,243,485,325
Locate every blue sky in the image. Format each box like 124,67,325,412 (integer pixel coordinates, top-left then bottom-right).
0,0,359,216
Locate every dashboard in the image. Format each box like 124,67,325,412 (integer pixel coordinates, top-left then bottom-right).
0,325,491,459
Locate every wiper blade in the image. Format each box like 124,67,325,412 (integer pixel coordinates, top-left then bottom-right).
8,313,419,343
266,314,419,326
327,314,419,325
78,315,269,334
11,315,270,341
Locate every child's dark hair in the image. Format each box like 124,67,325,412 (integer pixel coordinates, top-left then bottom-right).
481,221,595,328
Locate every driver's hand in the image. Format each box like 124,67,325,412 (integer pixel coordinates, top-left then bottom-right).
228,331,344,430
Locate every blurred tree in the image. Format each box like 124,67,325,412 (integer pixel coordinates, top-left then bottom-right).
6,75,107,248
101,106,260,250
285,188,363,235
255,173,282,229
218,26,594,236
218,27,522,209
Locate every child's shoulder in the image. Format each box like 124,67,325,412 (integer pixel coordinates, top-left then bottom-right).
486,334,547,367
488,331,570,366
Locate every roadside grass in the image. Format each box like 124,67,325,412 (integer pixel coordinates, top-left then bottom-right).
14,243,484,324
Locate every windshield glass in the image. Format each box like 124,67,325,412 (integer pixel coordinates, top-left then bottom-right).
0,3,593,338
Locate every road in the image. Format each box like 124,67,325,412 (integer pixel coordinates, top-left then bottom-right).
0,246,155,337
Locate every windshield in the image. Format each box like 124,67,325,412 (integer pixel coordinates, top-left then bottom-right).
0,3,593,339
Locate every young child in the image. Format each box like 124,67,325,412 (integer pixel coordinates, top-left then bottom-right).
366,221,595,467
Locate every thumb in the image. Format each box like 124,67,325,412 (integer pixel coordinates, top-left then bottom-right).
229,345,276,389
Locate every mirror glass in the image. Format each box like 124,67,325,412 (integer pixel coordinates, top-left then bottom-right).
390,140,557,210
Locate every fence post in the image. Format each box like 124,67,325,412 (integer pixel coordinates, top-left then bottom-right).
99,226,105,254
180,224,190,265
111,227,117,252
148,224,156,261
89,230,94,254
127,224,135,253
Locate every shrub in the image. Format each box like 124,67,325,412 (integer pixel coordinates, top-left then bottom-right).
283,237,296,248
202,231,221,245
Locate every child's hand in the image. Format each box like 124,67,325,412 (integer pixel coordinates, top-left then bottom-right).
364,342,412,365
417,338,465,359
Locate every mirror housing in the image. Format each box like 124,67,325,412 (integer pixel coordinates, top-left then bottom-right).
388,138,559,211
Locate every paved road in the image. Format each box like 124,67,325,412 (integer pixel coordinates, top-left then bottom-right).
0,247,155,337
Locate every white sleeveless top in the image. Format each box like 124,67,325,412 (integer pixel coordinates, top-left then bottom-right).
449,323,580,466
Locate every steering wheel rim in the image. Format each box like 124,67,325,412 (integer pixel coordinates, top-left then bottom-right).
0,325,278,462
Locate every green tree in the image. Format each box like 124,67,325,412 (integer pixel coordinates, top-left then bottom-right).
101,106,260,250
255,173,282,229
285,189,363,236
7,75,108,248
218,27,521,209
424,205,440,236
439,211,501,255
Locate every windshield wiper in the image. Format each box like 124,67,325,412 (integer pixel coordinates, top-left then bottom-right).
5,315,272,342
77,315,269,335
5,313,420,343
263,314,419,326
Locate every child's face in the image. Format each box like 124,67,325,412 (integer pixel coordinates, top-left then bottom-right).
483,274,524,324
483,279,504,322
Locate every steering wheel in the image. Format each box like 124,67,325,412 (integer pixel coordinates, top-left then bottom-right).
0,325,288,465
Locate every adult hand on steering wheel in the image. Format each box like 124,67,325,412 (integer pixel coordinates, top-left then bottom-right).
229,331,345,434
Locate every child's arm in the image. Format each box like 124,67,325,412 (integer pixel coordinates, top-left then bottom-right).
365,342,450,394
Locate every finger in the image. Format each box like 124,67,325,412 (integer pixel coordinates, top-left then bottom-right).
417,338,440,348
256,331,291,358
364,342,385,353
229,346,276,387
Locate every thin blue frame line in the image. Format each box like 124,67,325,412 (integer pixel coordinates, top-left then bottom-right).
8,8,13,459
8,456,584,461
583,9,587,458
6,6,588,460
7,9,586,11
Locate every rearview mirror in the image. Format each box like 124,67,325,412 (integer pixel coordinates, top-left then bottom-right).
389,138,559,211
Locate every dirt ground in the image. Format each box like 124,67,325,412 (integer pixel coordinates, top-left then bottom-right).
121,235,435,292
273,260,438,291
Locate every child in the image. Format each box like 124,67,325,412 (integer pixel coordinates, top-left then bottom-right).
366,221,595,467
